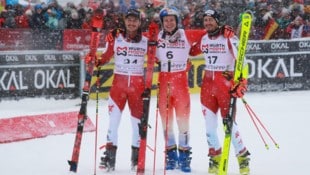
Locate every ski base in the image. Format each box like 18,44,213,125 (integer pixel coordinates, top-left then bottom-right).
68,160,77,172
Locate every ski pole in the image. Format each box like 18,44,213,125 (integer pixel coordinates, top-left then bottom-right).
164,60,171,175
152,82,160,175
93,66,101,175
241,98,280,149
242,98,269,149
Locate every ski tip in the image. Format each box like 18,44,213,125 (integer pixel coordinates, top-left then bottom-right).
243,11,253,18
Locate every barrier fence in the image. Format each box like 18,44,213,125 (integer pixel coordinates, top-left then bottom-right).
0,29,309,99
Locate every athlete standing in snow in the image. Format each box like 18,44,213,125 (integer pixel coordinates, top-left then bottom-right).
190,9,251,175
155,7,193,173
95,8,147,171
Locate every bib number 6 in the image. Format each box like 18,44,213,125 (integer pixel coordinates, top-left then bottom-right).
166,51,173,60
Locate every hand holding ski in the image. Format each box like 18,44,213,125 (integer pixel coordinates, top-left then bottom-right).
231,78,248,98
218,12,252,175
137,21,159,175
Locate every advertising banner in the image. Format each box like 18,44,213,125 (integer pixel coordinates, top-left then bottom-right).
247,52,310,92
0,29,63,51
246,39,310,91
0,51,81,99
62,29,106,51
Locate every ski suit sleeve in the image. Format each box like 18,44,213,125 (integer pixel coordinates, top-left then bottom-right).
97,40,114,66
188,30,207,56
189,40,202,56
97,29,124,66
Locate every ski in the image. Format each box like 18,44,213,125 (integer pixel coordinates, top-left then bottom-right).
218,12,252,175
136,21,159,174
68,9,104,173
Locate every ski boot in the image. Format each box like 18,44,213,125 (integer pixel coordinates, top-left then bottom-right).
208,154,221,174
99,143,117,171
237,150,250,175
131,146,139,171
178,148,192,173
165,146,179,170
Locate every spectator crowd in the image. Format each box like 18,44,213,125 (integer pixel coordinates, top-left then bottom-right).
0,0,310,40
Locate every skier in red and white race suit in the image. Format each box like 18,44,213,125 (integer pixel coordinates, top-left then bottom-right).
190,9,251,174
155,7,197,173
95,8,147,171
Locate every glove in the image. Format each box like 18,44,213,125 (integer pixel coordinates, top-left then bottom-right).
231,78,247,98
105,28,124,42
141,88,151,98
154,57,160,64
84,53,95,64
221,25,234,38
95,58,102,67
96,56,110,67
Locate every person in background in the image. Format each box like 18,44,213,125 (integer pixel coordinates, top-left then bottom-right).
31,4,47,29
190,9,251,175
91,8,147,171
81,8,93,29
2,4,16,28
286,15,307,38
45,8,58,29
14,4,30,28
0,10,5,27
155,6,194,173
273,7,292,39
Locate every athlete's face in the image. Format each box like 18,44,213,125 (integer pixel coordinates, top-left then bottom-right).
125,16,141,33
163,15,177,33
203,16,218,33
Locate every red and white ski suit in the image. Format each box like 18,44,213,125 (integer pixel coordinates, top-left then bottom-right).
100,33,148,148
190,33,248,156
155,29,192,150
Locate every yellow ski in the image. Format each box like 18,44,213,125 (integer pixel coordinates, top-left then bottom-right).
218,12,252,175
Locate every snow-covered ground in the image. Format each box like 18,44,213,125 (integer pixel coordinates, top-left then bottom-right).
0,91,309,175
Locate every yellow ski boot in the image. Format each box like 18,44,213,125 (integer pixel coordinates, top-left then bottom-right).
237,150,250,175
208,154,221,174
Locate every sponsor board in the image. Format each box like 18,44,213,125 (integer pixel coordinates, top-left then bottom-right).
0,51,81,99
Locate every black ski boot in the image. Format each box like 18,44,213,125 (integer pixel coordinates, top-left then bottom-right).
99,143,117,171
131,146,139,171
